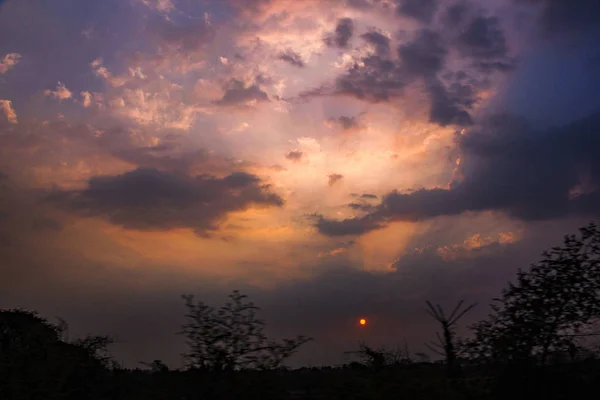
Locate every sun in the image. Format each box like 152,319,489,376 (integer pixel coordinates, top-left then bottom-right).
359,318,367,326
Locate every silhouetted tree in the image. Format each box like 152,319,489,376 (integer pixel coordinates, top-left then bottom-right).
465,222,600,366
180,290,312,371
424,300,476,379
0,309,113,399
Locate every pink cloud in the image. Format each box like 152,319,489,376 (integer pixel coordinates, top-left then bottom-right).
44,82,73,101
0,99,18,124
0,53,21,74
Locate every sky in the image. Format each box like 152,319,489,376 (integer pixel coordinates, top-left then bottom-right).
1,0,600,368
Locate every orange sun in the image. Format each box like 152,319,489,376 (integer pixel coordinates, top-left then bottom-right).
359,318,367,326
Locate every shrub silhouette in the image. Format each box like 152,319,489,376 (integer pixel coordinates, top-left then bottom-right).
345,340,412,370
180,289,312,371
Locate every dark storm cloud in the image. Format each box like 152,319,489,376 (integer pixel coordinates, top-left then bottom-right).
315,214,383,236
398,30,473,126
325,18,354,48
396,0,439,23
398,29,447,77
335,55,404,102
302,4,514,128
327,27,474,123
285,150,304,161
439,2,514,72
216,79,269,106
278,50,305,67
360,31,391,57
47,168,283,234
347,192,379,212
426,78,473,126
457,16,508,60
442,1,469,27
348,202,376,212
315,111,600,236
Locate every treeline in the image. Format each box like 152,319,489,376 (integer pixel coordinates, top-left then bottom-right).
2,222,600,399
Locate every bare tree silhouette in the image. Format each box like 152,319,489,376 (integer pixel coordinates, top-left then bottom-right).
424,300,477,378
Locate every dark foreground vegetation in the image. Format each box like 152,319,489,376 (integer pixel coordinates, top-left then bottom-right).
3,222,600,399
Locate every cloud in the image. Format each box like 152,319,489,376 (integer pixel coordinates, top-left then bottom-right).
337,116,360,131
44,81,72,101
399,30,473,125
435,231,519,261
297,3,514,128
47,168,284,234
456,16,508,60
0,53,21,74
216,79,270,107
334,55,405,102
80,91,92,108
108,88,199,130
318,27,480,122
426,78,473,126
360,193,378,199
398,29,447,77
0,100,17,124
439,2,514,72
324,18,354,48
285,150,304,162
139,0,174,13
328,173,344,186
396,0,439,23
147,14,214,57
90,58,127,88
316,111,600,236
278,50,305,67
360,30,391,57
315,214,383,236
